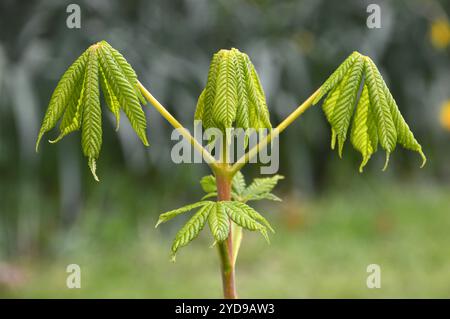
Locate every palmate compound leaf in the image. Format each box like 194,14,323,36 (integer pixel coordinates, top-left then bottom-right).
155,198,273,260
194,48,272,135
313,51,426,171
35,41,149,180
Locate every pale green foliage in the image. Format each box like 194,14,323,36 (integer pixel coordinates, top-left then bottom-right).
155,201,212,227
314,51,426,171
36,41,148,180
156,172,279,260
169,202,214,262
208,203,230,243
200,172,284,202
81,49,102,181
195,48,272,136
241,175,284,202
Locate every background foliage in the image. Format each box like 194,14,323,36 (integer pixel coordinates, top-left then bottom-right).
0,0,449,297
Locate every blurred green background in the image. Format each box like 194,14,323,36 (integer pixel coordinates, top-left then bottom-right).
0,0,449,298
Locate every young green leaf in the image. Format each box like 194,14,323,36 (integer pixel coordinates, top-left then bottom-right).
194,89,206,121
98,44,149,146
225,201,274,234
314,51,426,171
155,201,213,228
331,57,364,157
101,41,146,105
208,202,230,242
81,48,102,181
231,171,246,195
242,175,284,200
99,65,121,131
36,49,88,151
200,175,217,193
212,50,238,130
221,201,269,242
195,48,271,133
36,41,149,180
364,56,397,169
49,64,87,144
171,203,214,261
350,84,378,172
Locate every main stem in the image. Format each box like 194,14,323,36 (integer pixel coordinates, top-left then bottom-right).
139,79,321,298
215,168,237,299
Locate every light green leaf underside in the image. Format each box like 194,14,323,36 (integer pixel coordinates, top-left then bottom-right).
36,41,149,180
314,51,426,171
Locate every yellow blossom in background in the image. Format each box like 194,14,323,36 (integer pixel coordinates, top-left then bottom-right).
430,18,450,49
440,100,450,131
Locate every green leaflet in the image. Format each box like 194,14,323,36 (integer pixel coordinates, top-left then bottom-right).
331,57,364,157
155,201,213,228
231,171,246,195
36,49,88,150
212,50,238,129
99,65,121,131
170,203,214,261
199,175,217,193
36,41,149,180
49,62,87,144
98,44,148,146
313,51,360,105
314,51,426,171
194,89,205,121
101,41,147,105
350,84,378,172
195,48,272,134
381,74,426,166
364,56,397,169
221,201,269,243
224,201,274,234
208,202,230,242
242,175,284,202
81,48,102,181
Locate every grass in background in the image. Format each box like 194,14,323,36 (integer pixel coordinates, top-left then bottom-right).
1,180,449,298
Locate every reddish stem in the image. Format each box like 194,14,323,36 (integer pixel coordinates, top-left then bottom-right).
216,172,237,299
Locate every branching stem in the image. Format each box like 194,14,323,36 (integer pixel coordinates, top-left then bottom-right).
230,88,321,174
140,78,320,299
138,81,219,169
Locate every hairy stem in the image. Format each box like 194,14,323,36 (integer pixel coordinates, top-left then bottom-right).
230,88,321,174
138,81,218,169
215,168,237,299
